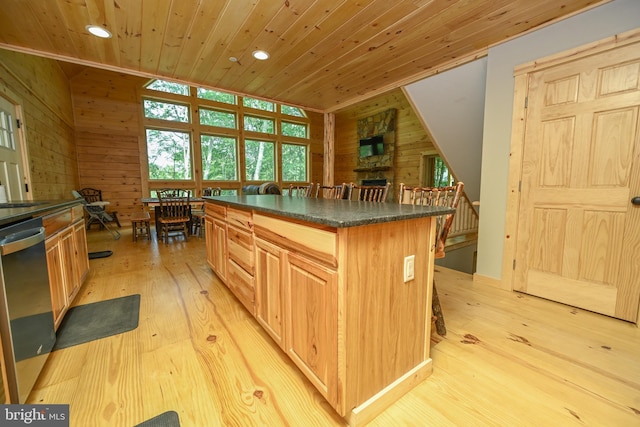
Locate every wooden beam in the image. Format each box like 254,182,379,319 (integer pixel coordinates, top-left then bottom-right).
324,112,335,186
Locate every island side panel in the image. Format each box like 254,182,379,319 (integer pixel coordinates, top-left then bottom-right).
341,216,434,412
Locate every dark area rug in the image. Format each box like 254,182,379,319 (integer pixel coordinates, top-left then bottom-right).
89,250,113,259
134,411,180,427
53,294,140,350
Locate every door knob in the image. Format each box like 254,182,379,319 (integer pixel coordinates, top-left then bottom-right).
633,197,640,205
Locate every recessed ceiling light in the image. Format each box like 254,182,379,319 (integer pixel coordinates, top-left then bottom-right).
86,25,112,39
252,50,270,60
229,56,238,62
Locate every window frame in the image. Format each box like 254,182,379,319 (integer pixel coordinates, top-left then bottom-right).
141,80,312,196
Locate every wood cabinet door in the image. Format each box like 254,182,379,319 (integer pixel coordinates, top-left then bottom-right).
255,237,285,349
59,228,77,303
514,35,640,321
284,252,338,409
45,235,66,330
205,216,215,270
213,219,227,281
73,221,89,286
206,216,228,281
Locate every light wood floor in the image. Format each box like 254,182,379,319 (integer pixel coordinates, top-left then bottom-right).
30,226,640,426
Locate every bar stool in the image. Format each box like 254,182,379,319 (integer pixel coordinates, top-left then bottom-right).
131,211,151,241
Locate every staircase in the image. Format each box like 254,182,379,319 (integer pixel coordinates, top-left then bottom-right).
445,196,478,251
438,195,479,274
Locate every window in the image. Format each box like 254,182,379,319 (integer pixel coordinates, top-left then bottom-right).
424,155,454,187
143,99,190,122
244,115,275,134
197,88,236,104
143,80,310,192
146,80,190,96
0,108,15,149
201,135,237,180
199,108,236,128
281,105,305,117
146,129,192,180
243,97,274,112
245,140,275,181
281,121,307,138
282,143,307,181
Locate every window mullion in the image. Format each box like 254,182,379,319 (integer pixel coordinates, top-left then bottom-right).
191,87,203,197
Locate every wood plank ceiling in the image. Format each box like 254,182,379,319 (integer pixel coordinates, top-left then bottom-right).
0,0,606,112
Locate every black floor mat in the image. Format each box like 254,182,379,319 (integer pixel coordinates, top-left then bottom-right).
89,250,113,259
134,411,180,427
53,294,140,350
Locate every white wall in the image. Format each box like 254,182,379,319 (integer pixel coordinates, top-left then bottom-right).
476,0,640,281
404,58,487,204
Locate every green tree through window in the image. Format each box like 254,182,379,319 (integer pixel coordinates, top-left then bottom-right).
200,108,236,128
282,144,306,181
147,129,192,180
201,135,237,180
245,140,275,181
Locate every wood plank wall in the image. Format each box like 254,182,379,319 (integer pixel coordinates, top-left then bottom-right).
308,113,325,187
334,88,436,201
71,69,147,222
0,49,78,200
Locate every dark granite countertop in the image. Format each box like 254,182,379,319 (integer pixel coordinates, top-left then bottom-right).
205,195,455,228
0,199,82,227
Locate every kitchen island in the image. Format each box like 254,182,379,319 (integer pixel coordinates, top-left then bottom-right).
204,195,454,426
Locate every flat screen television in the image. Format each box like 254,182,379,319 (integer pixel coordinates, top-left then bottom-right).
359,135,384,158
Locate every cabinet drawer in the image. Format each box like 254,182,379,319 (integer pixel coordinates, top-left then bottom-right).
227,207,252,231
205,202,226,220
43,208,72,237
227,225,254,273
253,214,337,267
227,260,255,315
71,204,84,220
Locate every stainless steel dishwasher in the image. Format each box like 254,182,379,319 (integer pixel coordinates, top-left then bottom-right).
0,216,55,403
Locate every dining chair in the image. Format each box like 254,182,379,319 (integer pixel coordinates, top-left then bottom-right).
288,183,314,197
203,187,222,196
347,182,391,202
191,188,219,237
157,189,191,244
398,182,464,336
315,183,347,199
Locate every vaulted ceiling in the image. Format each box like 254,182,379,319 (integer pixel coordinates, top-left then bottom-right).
0,0,605,112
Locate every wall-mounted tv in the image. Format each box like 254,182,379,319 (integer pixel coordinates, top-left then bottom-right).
359,135,384,158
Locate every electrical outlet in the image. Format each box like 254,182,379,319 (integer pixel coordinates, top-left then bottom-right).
403,255,415,282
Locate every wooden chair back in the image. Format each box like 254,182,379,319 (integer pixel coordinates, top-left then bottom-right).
288,183,314,197
157,189,191,243
157,189,191,218
348,182,390,202
315,183,347,199
203,187,222,196
398,182,464,258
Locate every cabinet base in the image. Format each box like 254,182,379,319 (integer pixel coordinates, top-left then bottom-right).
345,359,433,427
